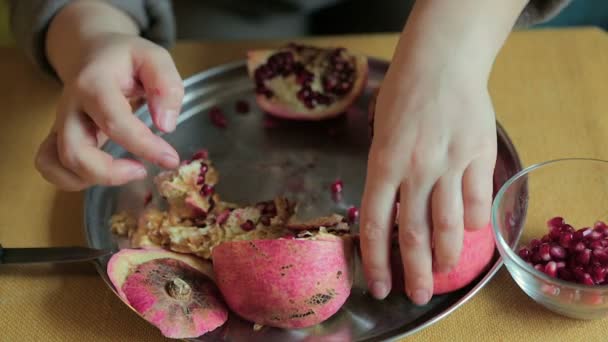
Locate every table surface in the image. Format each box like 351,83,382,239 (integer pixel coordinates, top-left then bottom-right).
2,27,608,341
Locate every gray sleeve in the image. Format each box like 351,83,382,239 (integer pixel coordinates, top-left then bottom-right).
8,0,175,75
516,0,573,27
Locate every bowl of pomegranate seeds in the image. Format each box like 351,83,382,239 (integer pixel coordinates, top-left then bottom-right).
492,158,608,320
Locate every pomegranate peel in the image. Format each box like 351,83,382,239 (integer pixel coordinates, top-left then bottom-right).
211,234,354,329
107,248,227,339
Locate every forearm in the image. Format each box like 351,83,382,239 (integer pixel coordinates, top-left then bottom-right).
46,1,139,82
393,0,529,83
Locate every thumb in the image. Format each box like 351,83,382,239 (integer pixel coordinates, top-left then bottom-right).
136,47,184,133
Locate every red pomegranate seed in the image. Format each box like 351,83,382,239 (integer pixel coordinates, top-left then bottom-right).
590,240,604,250
549,226,563,241
192,149,209,160
541,234,552,243
561,224,575,234
573,241,586,252
200,163,209,174
594,220,607,230
196,175,205,185
240,220,255,231
200,184,214,196
518,247,531,261
581,273,595,286
547,216,565,229
143,191,153,207
191,207,207,219
574,227,592,241
539,243,552,261
592,265,607,283
330,179,343,194
347,206,359,224
559,232,573,248
531,253,543,264
545,261,558,277
534,264,544,272
530,239,541,249
550,245,566,260
592,249,608,265
556,261,566,269
589,230,603,240
576,249,592,265
235,100,250,114
209,107,228,128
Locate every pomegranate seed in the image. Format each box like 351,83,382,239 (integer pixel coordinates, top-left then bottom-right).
347,206,359,224
545,261,558,277
559,232,573,248
556,261,566,269
209,107,228,128
550,245,566,260
581,273,595,286
534,264,544,272
541,234,551,243
530,239,541,249
573,266,586,279
191,207,207,219
260,216,271,226
561,224,575,234
573,241,586,252
549,226,562,241
235,100,250,114
574,227,592,241
594,220,607,230
592,249,608,265
531,252,543,264
592,265,607,283
192,149,209,160
196,175,205,185
547,216,565,229
518,247,531,261
589,230,603,240
240,220,255,231
330,179,343,194
143,191,153,207
576,249,592,265
200,184,214,196
539,243,552,261
590,240,604,250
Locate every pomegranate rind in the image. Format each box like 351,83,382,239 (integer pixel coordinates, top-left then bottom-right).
246,49,368,121
107,248,228,339
107,248,215,300
390,223,496,295
211,236,354,328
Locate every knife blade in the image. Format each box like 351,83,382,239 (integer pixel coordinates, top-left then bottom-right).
0,245,112,264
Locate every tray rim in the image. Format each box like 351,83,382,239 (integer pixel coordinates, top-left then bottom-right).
83,56,526,341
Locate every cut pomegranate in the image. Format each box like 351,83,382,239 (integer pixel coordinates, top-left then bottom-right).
246,43,368,121
235,100,250,114
209,107,228,128
517,217,608,286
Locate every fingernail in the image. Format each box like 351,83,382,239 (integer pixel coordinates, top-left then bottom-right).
132,167,147,179
409,289,431,306
159,152,179,168
369,281,389,299
162,110,177,132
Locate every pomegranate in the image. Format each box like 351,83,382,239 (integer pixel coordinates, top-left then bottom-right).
246,43,368,120
107,248,228,338
517,217,608,286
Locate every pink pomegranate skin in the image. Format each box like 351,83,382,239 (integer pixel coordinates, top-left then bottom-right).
390,223,495,295
211,236,354,328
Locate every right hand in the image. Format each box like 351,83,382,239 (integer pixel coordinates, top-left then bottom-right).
35,33,184,191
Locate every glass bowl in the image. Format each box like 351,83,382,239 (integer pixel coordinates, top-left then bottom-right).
492,158,608,320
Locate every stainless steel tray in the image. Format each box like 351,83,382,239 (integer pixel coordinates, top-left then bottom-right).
84,57,525,341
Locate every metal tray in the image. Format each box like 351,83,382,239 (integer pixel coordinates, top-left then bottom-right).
84,57,525,341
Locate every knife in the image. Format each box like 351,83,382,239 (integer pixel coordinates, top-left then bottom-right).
0,244,112,264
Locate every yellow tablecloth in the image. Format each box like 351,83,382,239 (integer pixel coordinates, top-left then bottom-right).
2,28,608,341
